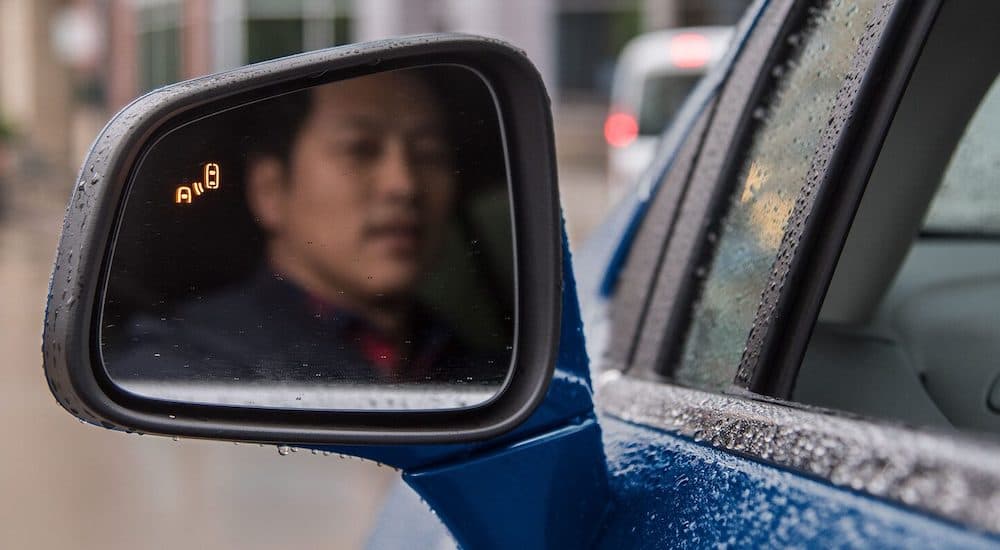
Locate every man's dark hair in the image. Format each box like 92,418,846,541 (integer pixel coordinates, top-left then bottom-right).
243,87,314,169
241,67,505,190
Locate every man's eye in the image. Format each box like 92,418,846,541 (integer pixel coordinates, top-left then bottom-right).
339,139,382,159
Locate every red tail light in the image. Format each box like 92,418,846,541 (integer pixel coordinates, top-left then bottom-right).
605,112,639,148
670,33,711,69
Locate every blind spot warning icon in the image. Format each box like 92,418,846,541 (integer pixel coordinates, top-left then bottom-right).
205,163,220,190
174,163,220,205
175,186,193,204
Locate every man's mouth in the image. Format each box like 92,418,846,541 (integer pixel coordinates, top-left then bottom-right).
365,220,423,251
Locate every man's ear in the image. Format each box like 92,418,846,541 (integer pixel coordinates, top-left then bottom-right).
246,156,287,233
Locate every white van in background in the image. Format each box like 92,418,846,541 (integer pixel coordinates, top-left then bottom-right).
605,26,732,204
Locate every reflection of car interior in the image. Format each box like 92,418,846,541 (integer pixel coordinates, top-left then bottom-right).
102,80,514,360
794,5,1000,436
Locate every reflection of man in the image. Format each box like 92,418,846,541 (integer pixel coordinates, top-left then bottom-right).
247,70,454,342
113,70,502,386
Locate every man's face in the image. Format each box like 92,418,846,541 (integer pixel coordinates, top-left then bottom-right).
249,70,455,303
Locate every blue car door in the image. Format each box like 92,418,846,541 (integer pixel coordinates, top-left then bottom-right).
584,0,1000,547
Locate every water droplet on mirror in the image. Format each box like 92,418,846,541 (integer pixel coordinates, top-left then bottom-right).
277,445,291,456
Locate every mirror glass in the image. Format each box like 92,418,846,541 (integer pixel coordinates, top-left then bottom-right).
100,66,515,411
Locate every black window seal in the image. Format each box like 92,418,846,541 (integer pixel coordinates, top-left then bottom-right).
600,5,766,376
606,98,717,377
624,0,809,380
740,1,942,397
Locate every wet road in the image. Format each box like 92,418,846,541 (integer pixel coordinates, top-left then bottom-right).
0,180,397,549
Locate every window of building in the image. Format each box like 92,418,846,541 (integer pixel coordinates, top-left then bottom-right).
137,1,181,92
557,4,640,99
245,0,353,63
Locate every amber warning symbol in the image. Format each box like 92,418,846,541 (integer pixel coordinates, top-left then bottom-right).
175,163,221,205
205,163,220,189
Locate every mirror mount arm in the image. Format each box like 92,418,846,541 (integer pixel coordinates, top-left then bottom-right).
405,416,609,549
329,232,608,546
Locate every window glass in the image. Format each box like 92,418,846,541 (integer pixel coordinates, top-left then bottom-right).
332,14,353,46
138,3,181,92
924,75,1000,235
794,45,1000,436
556,9,640,98
246,19,306,63
638,73,701,135
673,0,876,390
245,0,353,64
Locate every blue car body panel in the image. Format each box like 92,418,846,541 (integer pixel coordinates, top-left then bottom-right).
597,416,999,549
359,0,997,545
407,417,608,550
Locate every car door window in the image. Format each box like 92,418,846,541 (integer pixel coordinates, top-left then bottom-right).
638,73,702,135
924,77,1000,236
673,0,876,390
796,61,1000,435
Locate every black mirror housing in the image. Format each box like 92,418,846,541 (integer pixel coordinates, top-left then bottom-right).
42,34,561,444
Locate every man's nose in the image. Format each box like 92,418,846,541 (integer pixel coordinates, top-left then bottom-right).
376,138,418,199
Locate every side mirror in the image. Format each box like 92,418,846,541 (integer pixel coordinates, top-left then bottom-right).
43,35,561,444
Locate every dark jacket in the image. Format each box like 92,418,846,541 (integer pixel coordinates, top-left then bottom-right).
105,269,508,386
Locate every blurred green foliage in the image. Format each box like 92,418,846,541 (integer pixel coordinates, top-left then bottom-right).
0,117,15,143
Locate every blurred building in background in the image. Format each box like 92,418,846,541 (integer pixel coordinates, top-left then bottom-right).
0,0,749,184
